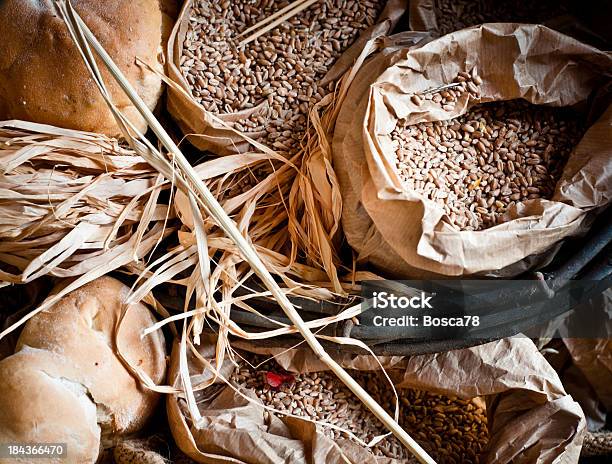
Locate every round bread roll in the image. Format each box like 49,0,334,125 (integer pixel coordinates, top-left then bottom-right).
0,349,100,463
0,0,165,136
0,276,167,463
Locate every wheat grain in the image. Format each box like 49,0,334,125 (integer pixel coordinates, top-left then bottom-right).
392,77,584,231
231,355,488,463
181,0,386,154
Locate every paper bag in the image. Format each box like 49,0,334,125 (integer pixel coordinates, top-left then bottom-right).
332,24,611,277
167,337,585,463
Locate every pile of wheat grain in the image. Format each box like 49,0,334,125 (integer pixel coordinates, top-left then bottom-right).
392,84,584,230
181,0,386,153
231,356,488,463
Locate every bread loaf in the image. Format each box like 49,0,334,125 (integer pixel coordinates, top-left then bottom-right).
0,0,165,136
0,277,167,463
0,349,101,463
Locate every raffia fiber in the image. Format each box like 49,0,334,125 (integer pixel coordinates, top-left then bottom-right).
0,120,173,285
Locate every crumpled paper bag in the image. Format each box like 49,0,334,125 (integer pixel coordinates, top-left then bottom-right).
545,339,608,432
167,337,585,463
332,24,611,278
559,290,612,429
165,0,408,155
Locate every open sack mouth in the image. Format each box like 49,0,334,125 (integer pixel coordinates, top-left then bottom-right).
338,23,611,278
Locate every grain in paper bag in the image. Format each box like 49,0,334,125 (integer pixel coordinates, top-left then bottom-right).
167,337,585,464
333,24,612,278
165,0,409,155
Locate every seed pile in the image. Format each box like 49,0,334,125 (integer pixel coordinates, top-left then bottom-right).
181,0,385,153
410,67,483,112
231,356,488,463
393,94,584,231
433,0,570,36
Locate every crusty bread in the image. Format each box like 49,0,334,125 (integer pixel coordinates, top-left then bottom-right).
0,0,164,136
0,277,167,463
0,349,101,464
16,276,167,438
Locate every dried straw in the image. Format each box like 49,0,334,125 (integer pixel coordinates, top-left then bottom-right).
144,59,347,296
238,0,319,47
0,120,174,339
236,0,312,39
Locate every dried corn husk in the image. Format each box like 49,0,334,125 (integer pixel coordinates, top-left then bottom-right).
0,120,173,285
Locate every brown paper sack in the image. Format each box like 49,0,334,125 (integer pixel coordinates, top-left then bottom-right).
564,337,612,414
545,340,607,431
524,291,612,430
165,0,409,155
407,0,437,33
332,24,612,278
167,337,585,464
